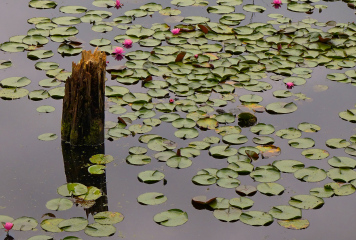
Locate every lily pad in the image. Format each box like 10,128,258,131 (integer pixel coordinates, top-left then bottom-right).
137,192,167,205
294,167,327,182
269,206,302,220
93,212,124,224
46,198,73,211
154,209,188,227
266,102,297,114
138,170,165,184
84,223,116,237
289,195,324,209
240,211,273,226
257,183,284,196
302,149,329,160
278,219,310,230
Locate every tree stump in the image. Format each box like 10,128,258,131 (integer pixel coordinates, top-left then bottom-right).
61,48,106,146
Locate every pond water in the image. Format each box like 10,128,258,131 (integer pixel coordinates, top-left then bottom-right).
1,0,356,239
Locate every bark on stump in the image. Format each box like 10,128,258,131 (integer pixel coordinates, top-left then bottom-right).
62,48,106,146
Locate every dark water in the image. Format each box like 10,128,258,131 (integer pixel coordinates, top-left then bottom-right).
1,0,356,239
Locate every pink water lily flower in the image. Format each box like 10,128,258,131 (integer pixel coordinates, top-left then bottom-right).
113,47,125,61
272,0,282,8
3,222,13,232
123,39,133,48
194,54,198,59
171,28,180,35
286,82,294,89
169,99,174,103
115,0,123,9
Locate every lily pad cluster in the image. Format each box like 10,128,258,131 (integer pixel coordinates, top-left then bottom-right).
2,0,356,234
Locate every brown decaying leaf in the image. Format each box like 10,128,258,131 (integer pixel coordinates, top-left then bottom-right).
198,24,209,34
117,117,127,126
175,52,186,62
245,150,259,161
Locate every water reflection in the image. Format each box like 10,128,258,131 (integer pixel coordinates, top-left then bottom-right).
61,142,108,217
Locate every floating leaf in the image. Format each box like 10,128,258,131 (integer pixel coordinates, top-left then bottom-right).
272,160,304,173
138,170,165,184
229,197,254,209
266,102,297,114
46,198,73,211
137,192,167,205
38,133,57,141
154,209,188,227
89,154,114,164
275,128,302,139
58,217,88,232
269,206,301,220
302,149,329,160
257,183,284,196
278,219,310,230
294,167,327,182
326,138,350,149
213,207,241,222
88,165,105,174
240,211,273,226
12,216,38,231
93,212,124,224
84,223,116,237
289,195,324,209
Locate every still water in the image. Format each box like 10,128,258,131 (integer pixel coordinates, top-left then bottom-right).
1,0,356,239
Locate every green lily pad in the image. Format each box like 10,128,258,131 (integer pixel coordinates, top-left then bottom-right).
0,60,12,69
266,102,297,114
326,138,350,149
294,167,327,182
13,216,38,231
88,165,105,175
272,160,305,173
207,5,235,14
137,192,167,205
27,236,54,240
0,42,28,52
192,174,216,185
327,168,356,183
1,77,31,88
213,207,242,222
84,223,116,237
269,206,302,220
93,212,124,224
257,183,284,196
250,166,280,183
167,156,192,168
325,182,355,196
210,145,237,158
46,198,73,211
154,209,188,227
288,138,315,149
138,170,165,184
229,197,254,209
328,156,356,168
222,134,248,145
58,217,88,232
235,185,257,196
29,0,57,9
289,195,324,209
59,5,87,14
57,183,87,197
250,123,275,135
310,186,334,198
89,154,114,164
38,133,57,141
278,219,310,230
302,149,329,160
243,4,266,13
275,128,302,139
298,122,321,132
126,155,151,166
40,218,64,233
240,211,273,226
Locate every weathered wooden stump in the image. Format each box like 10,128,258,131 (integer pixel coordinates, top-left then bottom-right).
61,48,106,146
